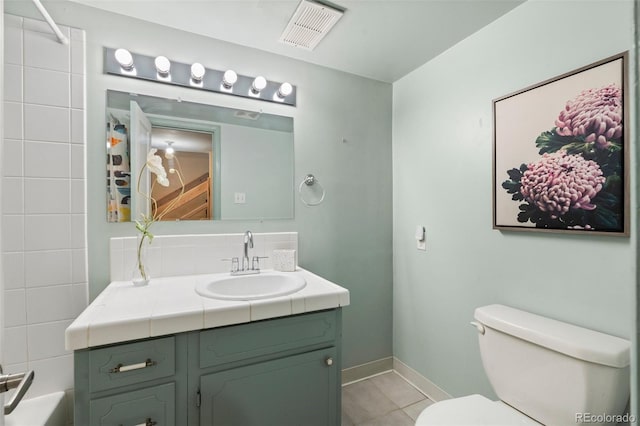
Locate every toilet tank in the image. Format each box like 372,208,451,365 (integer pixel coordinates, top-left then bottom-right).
474,305,630,426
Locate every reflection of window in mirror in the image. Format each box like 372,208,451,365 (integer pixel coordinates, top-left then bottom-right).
151,128,213,221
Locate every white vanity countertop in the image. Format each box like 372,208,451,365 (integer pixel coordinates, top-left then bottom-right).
65,268,350,350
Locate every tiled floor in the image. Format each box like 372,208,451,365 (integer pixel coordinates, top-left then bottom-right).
342,371,433,426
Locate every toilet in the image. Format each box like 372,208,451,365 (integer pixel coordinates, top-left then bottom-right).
416,304,630,426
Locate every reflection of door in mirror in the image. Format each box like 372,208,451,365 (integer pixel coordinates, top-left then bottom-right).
106,90,294,222
130,101,153,220
151,128,213,221
107,101,216,223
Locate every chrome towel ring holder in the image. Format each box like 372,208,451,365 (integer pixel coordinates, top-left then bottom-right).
298,174,326,207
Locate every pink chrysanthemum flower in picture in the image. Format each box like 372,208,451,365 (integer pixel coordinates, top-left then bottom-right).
520,150,605,219
555,84,622,149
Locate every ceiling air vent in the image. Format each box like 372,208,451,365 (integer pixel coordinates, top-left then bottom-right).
279,0,345,51
234,110,261,120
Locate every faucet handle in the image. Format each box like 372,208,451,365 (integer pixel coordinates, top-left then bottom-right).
222,257,240,273
251,256,268,271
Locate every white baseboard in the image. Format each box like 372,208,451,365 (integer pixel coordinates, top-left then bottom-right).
341,357,393,385
340,356,452,403
392,357,452,402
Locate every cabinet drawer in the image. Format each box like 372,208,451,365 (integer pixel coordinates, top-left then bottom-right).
199,310,337,369
89,336,175,392
90,382,175,426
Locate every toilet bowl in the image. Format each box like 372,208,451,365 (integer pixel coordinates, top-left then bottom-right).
415,304,630,426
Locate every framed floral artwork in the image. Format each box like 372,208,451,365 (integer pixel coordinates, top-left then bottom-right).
493,52,629,236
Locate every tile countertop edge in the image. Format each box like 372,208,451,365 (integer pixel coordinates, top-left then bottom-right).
65,268,350,351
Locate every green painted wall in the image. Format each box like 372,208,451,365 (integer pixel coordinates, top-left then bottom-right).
4,1,393,369
392,0,636,398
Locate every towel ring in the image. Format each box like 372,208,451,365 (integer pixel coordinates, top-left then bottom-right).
298,174,325,207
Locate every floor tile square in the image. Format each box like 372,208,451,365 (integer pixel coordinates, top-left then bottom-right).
342,379,399,424
370,372,426,408
403,398,434,421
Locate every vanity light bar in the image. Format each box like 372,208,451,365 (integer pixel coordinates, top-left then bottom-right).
104,47,297,106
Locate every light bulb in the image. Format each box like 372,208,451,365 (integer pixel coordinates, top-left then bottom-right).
222,70,238,89
165,142,175,159
251,76,267,94
277,82,293,98
154,56,171,76
114,48,134,71
191,63,205,82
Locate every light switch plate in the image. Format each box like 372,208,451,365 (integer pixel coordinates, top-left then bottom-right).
417,234,426,251
234,192,246,204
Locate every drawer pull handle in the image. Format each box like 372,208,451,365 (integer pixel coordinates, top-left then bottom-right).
325,357,333,367
110,358,156,374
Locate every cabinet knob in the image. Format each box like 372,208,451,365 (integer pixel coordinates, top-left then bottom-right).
325,357,333,367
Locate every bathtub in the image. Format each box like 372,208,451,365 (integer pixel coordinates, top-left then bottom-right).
5,391,67,426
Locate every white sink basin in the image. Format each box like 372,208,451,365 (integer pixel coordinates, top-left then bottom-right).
195,271,306,301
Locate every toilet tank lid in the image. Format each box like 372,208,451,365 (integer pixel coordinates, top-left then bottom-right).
475,304,630,368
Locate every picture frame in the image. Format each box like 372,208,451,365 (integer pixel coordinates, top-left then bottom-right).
493,52,629,236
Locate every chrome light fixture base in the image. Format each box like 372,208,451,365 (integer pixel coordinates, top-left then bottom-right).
104,47,297,106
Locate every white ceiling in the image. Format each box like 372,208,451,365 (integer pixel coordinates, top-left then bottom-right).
68,0,525,83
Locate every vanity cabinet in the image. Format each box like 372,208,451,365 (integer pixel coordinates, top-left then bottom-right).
73,335,188,426
74,309,342,426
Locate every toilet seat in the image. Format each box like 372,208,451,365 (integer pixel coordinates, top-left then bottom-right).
415,394,541,425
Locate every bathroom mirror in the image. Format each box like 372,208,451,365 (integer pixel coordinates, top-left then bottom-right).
106,90,294,222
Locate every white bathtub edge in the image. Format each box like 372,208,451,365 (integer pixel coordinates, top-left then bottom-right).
5,391,67,426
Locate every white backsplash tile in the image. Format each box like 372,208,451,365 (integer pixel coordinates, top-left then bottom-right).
71,283,88,316
70,40,85,74
24,140,70,178
71,249,87,285
70,109,85,144
23,67,70,107
27,320,73,360
4,101,23,139
4,326,28,365
2,139,23,177
71,144,84,178
24,215,71,251
109,232,298,281
24,105,70,143
70,74,84,109
24,250,72,287
26,355,74,399
23,28,70,72
70,179,85,214
2,215,24,252
4,64,23,102
4,19,23,65
2,177,24,214
70,214,86,249
26,285,74,324
4,289,26,327
3,17,86,399
24,178,70,214
3,252,25,290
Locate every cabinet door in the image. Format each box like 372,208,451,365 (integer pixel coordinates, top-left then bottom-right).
90,382,175,426
200,348,338,426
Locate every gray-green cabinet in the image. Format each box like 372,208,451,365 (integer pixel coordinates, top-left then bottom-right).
199,348,337,426
74,309,342,426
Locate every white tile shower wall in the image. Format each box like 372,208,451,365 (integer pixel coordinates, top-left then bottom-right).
2,14,88,400
110,232,298,281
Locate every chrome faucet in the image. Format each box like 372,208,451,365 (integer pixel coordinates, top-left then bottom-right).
225,231,267,275
242,230,253,271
